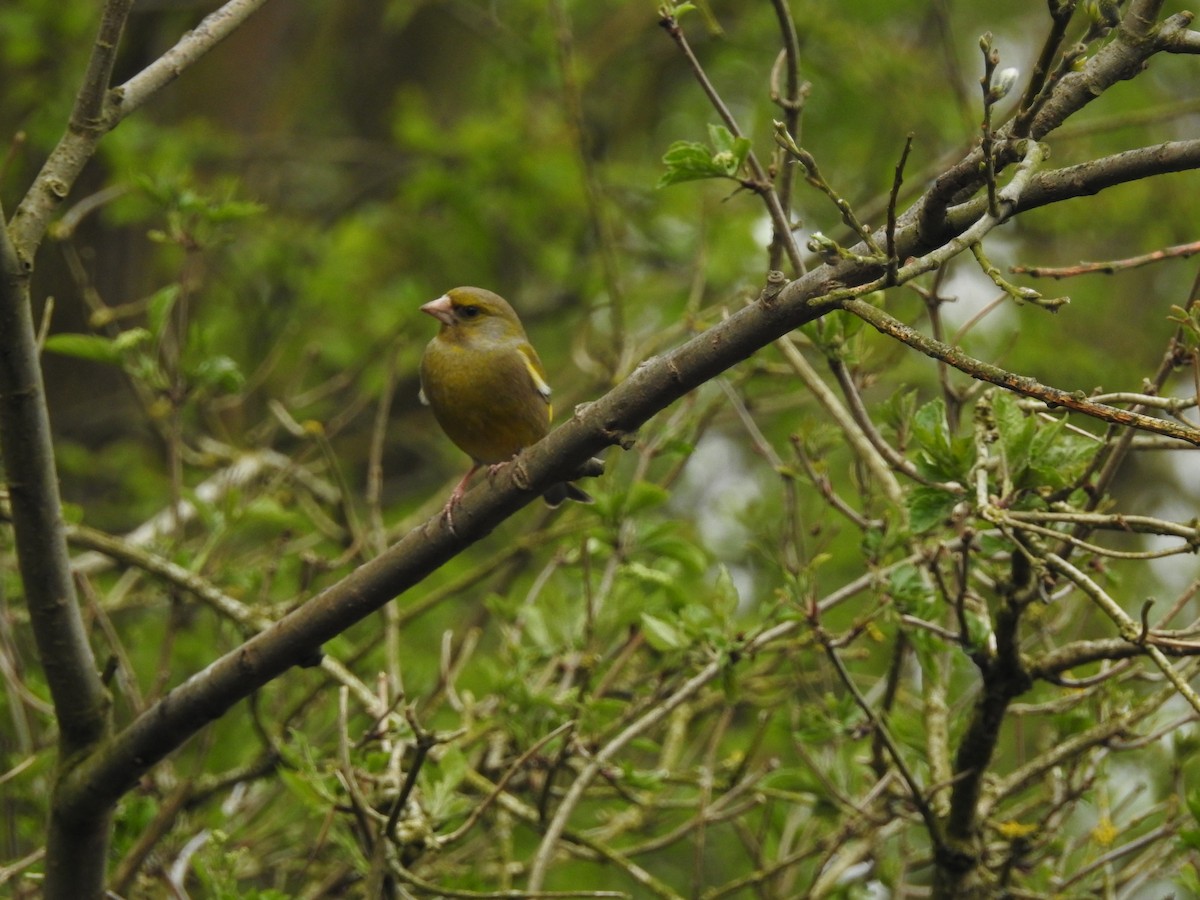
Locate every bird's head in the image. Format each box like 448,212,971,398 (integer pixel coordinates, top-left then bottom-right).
421,287,527,344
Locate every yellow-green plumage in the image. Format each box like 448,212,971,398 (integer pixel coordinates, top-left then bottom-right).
420,286,591,510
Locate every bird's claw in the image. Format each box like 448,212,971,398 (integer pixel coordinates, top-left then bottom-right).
441,504,459,537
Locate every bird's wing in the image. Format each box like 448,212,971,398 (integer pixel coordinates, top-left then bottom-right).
517,343,552,406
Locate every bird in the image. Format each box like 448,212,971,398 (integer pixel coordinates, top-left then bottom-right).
419,286,593,523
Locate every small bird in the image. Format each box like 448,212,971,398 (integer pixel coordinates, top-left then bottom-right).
419,286,592,520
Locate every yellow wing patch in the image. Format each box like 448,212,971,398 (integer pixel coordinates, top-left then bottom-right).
518,343,553,417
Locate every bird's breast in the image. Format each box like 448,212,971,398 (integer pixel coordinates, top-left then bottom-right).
421,340,550,463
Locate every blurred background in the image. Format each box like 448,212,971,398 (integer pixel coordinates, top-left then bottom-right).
2,0,1199,895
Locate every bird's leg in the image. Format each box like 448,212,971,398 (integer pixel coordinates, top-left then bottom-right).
441,463,480,535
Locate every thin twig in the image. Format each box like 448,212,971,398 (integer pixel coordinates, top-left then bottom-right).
1042,551,1200,715
658,12,804,273
886,135,914,284
1011,240,1200,277
843,298,1200,447
812,618,947,857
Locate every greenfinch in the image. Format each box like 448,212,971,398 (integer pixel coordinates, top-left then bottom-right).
419,286,593,515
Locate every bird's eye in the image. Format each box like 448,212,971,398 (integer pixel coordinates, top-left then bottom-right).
458,305,482,319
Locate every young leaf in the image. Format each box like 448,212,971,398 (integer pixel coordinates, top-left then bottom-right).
191,355,245,393
706,123,751,175
658,140,726,186
658,125,752,187
711,564,739,621
641,612,688,651
909,485,960,533
43,333,123,366
911,398,973,481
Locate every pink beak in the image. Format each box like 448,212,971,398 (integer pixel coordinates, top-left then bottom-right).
421,294,455,327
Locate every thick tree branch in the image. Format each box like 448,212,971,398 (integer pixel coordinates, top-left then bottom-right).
1,222,111,753
1162,26,1200,52
0,206,113,898
1015,139,1200,211
1030,639,1154,679
1024,6,1193,138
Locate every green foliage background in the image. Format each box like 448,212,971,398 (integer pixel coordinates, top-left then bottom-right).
2,0,1199,896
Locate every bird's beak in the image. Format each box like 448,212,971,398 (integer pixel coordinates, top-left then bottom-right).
421,294,456,327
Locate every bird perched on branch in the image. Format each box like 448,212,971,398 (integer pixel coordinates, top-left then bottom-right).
419,286,593,522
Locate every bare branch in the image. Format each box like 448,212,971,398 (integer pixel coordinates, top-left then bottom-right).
1161,25,1200,53
1011,239,1200,278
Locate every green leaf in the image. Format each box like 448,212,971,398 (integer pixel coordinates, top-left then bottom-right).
113,327,152,354
881,387,918,440
437,745,468,792
278,767,334,813
887,564,931,614
658,140,725,187
642,526,710,574
657,125,751,187
1168,303,1200,348
706,123,751,175
626,561,679,592
520,603,555,653
961,607,993,653
43,333,123,365
146,284,180,337
191,355,245,393
1187,786,1200,824
711,564,739,621
623,479,671,515
911,398,973,481
203,197,266,223
641,612,688,651
663,2,697,19
908,484,960,533
993,391,1036,485
680,600,717,634
911,398,950,454
759,766,822,797
1025,415,1094,489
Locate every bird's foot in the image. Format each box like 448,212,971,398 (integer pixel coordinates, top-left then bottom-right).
440,503,459,537
440,469,476,537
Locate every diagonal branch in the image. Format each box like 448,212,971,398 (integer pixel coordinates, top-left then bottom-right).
658,11,804,274
115,0,273,121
